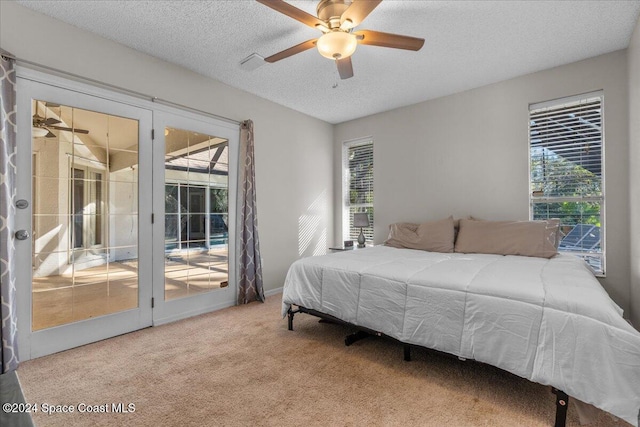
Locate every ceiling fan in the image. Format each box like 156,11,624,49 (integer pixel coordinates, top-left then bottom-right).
32,112,89,138
256,0,425,79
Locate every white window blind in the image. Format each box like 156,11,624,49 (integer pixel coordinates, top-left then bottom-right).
344,139,373,242
529,93,605,275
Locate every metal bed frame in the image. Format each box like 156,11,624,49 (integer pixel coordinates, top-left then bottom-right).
287,305,569,427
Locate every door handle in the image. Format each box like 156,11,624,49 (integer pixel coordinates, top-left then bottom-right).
15,230,30,240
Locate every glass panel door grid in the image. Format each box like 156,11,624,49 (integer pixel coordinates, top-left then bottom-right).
31,100,139,330
164,127,229,300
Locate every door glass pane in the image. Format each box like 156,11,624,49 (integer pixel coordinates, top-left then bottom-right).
31,99,139,331
164,127,229,300
72,169,85,248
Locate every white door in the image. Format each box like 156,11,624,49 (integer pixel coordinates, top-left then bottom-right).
15,77,154,359
151,109,238,324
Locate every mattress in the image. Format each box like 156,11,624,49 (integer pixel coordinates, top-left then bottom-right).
282,245,640,426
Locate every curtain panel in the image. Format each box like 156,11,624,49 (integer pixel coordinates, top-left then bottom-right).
0,53,19,372
236,120,265,304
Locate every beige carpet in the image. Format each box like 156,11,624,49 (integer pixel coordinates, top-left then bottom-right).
18,294,628,427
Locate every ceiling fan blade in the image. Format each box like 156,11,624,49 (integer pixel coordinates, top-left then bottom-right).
256,0,328,30
354,29,425,51
336,57,354,80
264,39,318,63
45,131,56,138
43,117,62,126
341,0,382,29
48,125,90,134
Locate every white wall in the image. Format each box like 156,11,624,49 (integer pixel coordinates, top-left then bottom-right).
1,1,335,294
32,136,67,277
629,17,640,328
334,50,631,316
110,168,138,262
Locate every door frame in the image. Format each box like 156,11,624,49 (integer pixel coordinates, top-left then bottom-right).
15,67,240,359
15,69,154,359
151,109,239,326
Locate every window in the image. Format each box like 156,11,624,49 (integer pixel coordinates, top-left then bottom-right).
71,166,105,251
164,135,229,254
72,168,85,249
529,92,605,275
343,139,374,242
164,183,228,251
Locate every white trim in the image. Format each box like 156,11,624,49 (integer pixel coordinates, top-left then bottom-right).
31,152,38,266
342,137,374,242
153,286,283,325
529,90,603,111
264,287,283,298
16,77,154,360
15,66,241,359
151,110,239,324
600,93,607,277
15,63,240,126
528,91,606,277
342,135,374,148
16,66,240,133
153,297,236,326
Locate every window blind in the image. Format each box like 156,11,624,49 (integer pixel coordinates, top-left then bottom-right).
344,140,373,242
529,94,604,274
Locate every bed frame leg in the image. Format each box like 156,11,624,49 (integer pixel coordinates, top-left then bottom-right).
287,308,295,331
403,344,411,362
345,330,369,346
552,388,569,427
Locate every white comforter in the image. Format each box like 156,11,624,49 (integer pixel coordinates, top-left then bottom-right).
282,246,640,426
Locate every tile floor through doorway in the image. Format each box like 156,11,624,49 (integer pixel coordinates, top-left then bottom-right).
32,249,228,330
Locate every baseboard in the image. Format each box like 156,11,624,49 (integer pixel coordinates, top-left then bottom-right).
153,299,236,326
264,286,283,297
154,288,282,326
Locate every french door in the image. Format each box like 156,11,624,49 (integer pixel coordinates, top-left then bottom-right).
15,71,238,359
16,78,153,359
151,110,237,324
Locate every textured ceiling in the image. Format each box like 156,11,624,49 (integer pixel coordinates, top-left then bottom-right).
13,0,640,124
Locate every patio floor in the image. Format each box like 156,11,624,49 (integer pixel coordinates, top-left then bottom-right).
32,249,228,331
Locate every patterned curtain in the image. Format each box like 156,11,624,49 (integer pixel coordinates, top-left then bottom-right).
237,120,265,304
0,53,19,373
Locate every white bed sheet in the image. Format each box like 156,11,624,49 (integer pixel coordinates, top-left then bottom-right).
282,246,640,426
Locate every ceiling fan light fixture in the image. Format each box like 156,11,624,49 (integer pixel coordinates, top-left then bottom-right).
315,23,330,33
32,127,48,138
317,31,357,60
339,18,354,31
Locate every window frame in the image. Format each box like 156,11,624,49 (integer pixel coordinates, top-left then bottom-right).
164,181,229,253
342,137,374,243
528,91,606,276
68,159,107,259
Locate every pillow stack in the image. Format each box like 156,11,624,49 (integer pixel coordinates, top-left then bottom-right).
454,218,560,258
384,217,455,253
384,217,560,259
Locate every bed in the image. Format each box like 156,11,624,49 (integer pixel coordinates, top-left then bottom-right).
281,219,640,427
